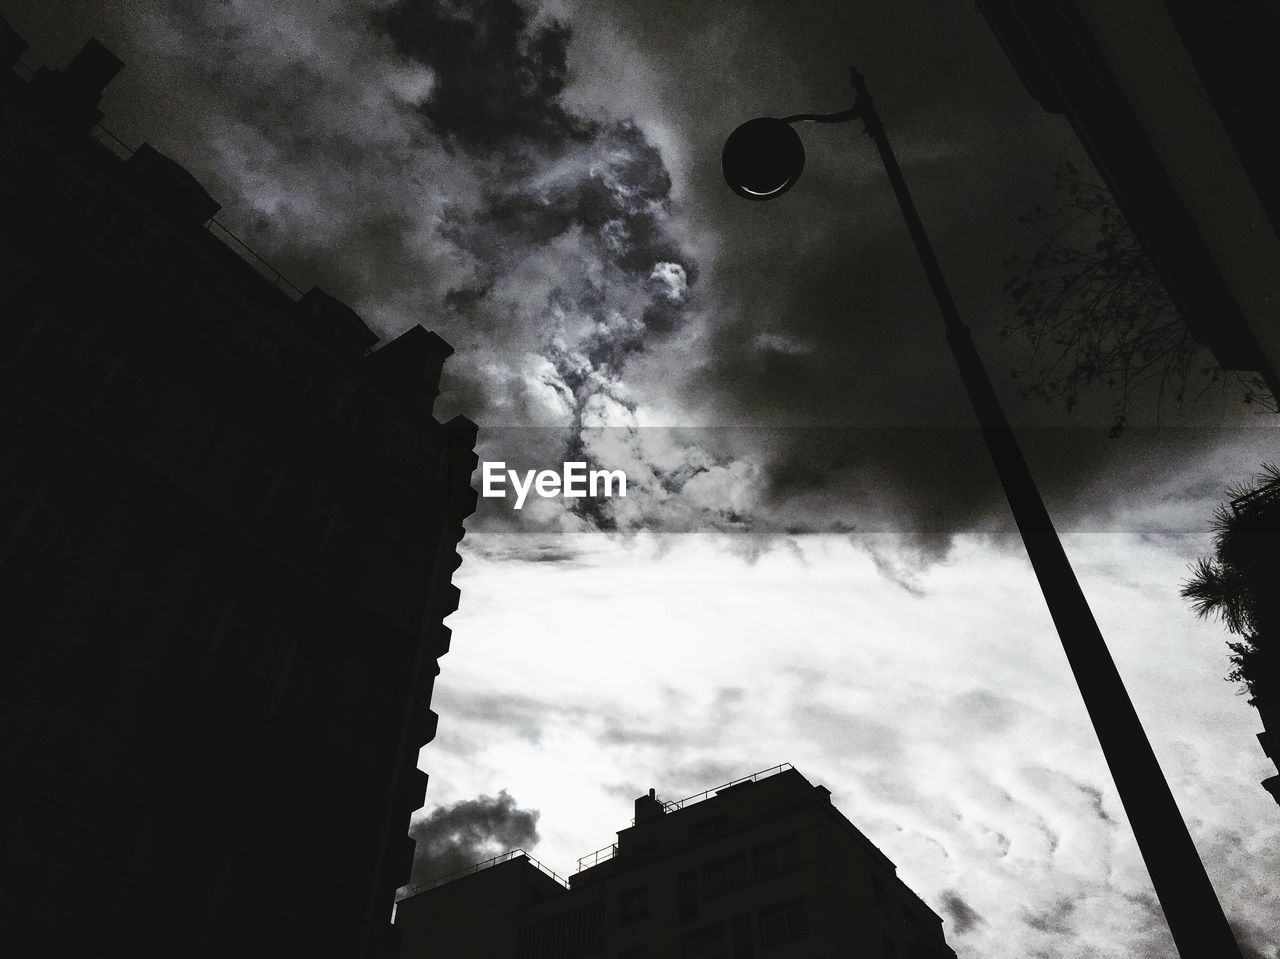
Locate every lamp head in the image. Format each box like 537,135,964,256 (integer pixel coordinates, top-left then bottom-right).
722,117,805,200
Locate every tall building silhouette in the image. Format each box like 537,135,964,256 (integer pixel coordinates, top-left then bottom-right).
395,765,959,958
977,0,1280,405
0,25,476,957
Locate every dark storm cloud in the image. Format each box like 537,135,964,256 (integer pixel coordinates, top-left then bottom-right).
7,0,1269,555
374,0,693,363
560,0,1275,552
406,789,540,884
371,0,711,535
409,0,1272,556
376,0,586,150
940,890,985,935
6,0,696,450
435,116,691,372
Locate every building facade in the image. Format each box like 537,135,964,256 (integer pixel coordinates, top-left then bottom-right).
395,766,959,959
977,0,1280,404
0,25,476,957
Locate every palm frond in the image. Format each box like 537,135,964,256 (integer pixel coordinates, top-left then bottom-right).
1180,558,1253,634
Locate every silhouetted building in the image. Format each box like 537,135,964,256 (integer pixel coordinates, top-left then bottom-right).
0,25,476,958
395,765,959,958
978,0,1280,404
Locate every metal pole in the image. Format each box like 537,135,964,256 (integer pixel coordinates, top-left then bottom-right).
845,66,1241,959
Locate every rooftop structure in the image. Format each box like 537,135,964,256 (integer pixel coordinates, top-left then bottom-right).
395,766,959,959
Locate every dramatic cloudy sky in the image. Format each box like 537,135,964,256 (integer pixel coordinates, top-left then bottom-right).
8,0,1278,955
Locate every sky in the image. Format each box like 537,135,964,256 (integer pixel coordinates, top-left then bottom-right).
6,0,1278,956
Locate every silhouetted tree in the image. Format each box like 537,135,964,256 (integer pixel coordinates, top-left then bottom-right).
1181,465,1280,719
1001,163,1271,435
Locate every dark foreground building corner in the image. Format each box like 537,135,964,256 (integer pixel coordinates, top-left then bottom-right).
0,23,477,957
977,0,1280,406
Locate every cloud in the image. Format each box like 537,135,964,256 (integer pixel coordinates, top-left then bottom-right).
10,0,1268,562
940,890,984,935
413,528,1280,958
1024,895,1077,935
375,0,586,151
440,689,592,744
373,0,700,446
405,790,541,885
866,543,931,597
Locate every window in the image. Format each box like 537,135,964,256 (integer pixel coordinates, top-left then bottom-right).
731,913,754,959
872,875,890,914
328,380,360,432
677,869,698,922
689,813,728,842
631,837,660,860
758,898,808,946
0,490,60,587
518,900,606,959
619,947,649,959
193,602,249,689
882,934,899,958
619,886,648,925
902,905,930,931
703,852,747,896
752,836,797,880
681,921,728,959
69,348,123,415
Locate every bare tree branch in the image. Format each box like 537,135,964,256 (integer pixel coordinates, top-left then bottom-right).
1001,162,1272,435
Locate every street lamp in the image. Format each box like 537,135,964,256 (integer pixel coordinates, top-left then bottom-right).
724,67,1242,959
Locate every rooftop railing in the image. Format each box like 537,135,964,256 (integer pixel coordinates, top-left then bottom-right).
8,54,308,301
84,115,306,300
89,123,134,160
395,849,569,902
204,216,306,299
573,763,796,874
636,762,794,825
575,842,618,873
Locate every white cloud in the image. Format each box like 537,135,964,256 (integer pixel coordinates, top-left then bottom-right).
650,261,688,301
427,525,1280,958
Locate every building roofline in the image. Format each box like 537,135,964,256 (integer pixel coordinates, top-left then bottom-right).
395,849,570,902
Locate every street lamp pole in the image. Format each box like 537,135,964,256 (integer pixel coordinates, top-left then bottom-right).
724,67,1241,959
